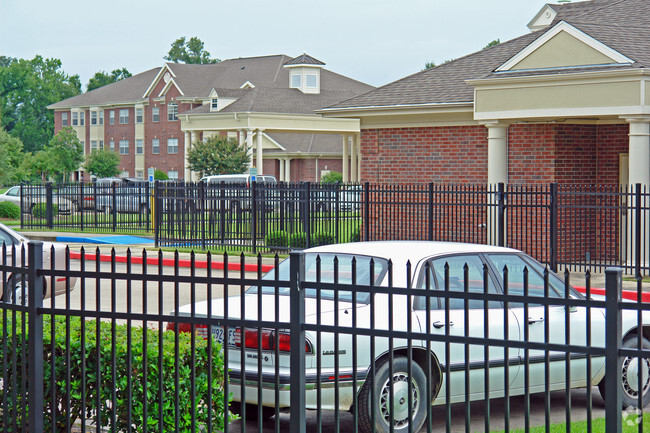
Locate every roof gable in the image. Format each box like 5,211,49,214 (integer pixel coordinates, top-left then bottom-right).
497,21,633,72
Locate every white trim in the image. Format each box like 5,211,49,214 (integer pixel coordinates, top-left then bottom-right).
157,77,185,98
474,105,650,121
142,64,176,98
496,21,635,72
209,88,219,98
527,5,557,31
261,132,286,151
240,81,256,89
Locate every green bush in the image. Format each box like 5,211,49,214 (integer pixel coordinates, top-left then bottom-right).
350,227,361,242
312,231,335,246
31,202,58,218
154,169,169,180
0,314,232,432
320,171,342,183
0,201,20,219
289,232,307,248
265,230,289,247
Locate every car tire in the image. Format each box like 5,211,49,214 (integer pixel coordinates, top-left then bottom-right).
2,276,26,304
598,335,650,408
229,402,275,421
358,356,428,433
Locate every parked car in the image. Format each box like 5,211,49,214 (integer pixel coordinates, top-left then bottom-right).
0,223,77,303
57,184,95,211
200,174,277,212
0,185,73,216
338,184,362,211
94,178,150,214
172,241,650,433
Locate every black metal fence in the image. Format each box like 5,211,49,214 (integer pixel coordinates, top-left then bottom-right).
19,181,650,275
0,241,647,432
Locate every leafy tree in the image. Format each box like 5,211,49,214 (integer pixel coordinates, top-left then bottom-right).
321,171,342,183
86,68,132,92
83,149,121,178
24,149,55,181
45,127,84,181
164,37,220,64
483,39,501,49
0,56,81,152
153,169,168,180
422,59,454,71
0,127,25,184
187,136,250,177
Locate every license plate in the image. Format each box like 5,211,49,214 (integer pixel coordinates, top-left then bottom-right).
212,326,237,347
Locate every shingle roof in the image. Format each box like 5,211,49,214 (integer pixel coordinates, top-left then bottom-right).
265,133,341,154
284,54,326,66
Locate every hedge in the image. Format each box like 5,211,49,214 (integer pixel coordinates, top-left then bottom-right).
0,201,20,219
31,202,58,218
265,230,289,247
0,314,232,432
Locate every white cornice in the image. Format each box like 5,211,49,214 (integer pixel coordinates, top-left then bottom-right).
319,102,473,117
468,67,649,87
496,21,635,72
158,77,185,98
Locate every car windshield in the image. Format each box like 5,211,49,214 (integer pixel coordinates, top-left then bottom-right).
247,253,389,304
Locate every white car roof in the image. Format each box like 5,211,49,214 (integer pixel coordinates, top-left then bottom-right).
305,241,520,270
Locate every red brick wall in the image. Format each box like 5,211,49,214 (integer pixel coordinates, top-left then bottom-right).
507,124,557,184
597,124,628,184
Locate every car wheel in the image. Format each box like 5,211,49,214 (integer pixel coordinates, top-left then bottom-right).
358,356,428,433
2,276,26,304
599,335,650,408
229,402,275,421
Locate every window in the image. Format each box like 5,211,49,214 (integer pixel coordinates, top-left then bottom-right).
109,111,115,125
152,139,160,154
152,107,160,122
99,140,104,150
119,109,129,124
119,140,129,155
120,170,129,178
91,111,97,125
136,108,143,123
136,170,144,179
306,74,317,87
109,140,115,151
62,112,69,126
72,112,79,126
291,74,301,88
79,112,85,126
167,170,178,180
167,138,178,154
167,102,178,121
136,139,143,155
211,98,218,110
99,111,104,125
90,140,98,152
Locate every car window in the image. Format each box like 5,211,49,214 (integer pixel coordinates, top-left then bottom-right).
486,253,571,308
6,187,19,197
416,254,500,310
0,228,17,248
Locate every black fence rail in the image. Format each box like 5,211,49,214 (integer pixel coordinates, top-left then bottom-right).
0,241,647,433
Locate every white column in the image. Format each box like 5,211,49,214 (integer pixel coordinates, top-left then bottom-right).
356,133,361,182
315,158,319,182
342,135,349,182
278,159,285,181
627,117,650,186
350,135,358,182
485,122,509,186
285,158,292,182
256,129,264,175
184,131,192,181
246,129,254,169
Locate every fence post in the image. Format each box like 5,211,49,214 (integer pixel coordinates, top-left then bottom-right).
79,181,85,232
364,182,370,242
549,183,559,273
154,180,160,247
303,182,311,249
289,250,306,433
251,180,258,254
199,181,206,250
46,182,53,229
635,183,642,278
497,182,505,247
27,241,44,432
111,182,117,232
605,267,622,433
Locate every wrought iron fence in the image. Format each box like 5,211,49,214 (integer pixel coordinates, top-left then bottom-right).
0,241,647,433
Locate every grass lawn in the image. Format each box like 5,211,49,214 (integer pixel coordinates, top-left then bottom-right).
496,412,650,433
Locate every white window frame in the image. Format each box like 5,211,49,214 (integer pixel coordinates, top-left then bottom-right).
90,140,98,152
211,98,218,111
152,107,160,122
136,108,143,123
109,110,115,125
61,112,69,126
91,111,98,125
167,138,178,154
119,139,129,155
136,139,144,155
291,74,301,88
109,140,115,151
99,111,104,125
152,139,160,154
306,74,317,87
72,112,79,126
167,170,178,180
167,103,178,121
119,109,129,124
79,112,85,126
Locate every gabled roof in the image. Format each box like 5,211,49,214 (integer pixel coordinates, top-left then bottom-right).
325,0,650,111
284,54,326,66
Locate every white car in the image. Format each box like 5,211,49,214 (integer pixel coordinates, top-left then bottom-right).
0,185,73,216
175,241,650,433
0,223,77,303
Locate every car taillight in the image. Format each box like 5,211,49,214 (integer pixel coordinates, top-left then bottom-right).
235,328,310,353
166,322,194,333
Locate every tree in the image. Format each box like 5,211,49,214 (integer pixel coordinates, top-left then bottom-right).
164,37,220,64
46,127,84,181
153,169,168,180
187,136,250,177
87,68,132,92
83,149,121,178
0,56,81,152
483,39,501,49
0,127,25,184
422,59,454,71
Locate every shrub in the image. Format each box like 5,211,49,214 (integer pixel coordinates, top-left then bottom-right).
265,230,289,247
312,231,335,246
31,202,58,218
0,201,20,219
321,171,342,183
289,232,307,248
154,169,169,180
0,314,232,432
350,227,361,243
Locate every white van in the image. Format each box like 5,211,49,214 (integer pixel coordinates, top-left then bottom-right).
200,174,277,185
199,174,277,211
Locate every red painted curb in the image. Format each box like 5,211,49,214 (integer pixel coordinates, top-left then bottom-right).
574,286,650,303
68,251,275,273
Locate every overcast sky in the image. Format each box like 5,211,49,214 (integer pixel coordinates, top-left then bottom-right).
1,0,552,90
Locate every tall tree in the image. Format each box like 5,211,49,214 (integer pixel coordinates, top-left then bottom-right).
0,127,25,184
483,39,501,49
83,149,121,178
187,136,250,177
0,56,81,152
164,37,220,64
87,68,132,92
46,126,84,181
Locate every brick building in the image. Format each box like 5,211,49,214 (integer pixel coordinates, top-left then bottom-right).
48,54,373,182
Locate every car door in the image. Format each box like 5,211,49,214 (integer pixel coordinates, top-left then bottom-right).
485,253,602,394
3,187,21,206
414,254,521,403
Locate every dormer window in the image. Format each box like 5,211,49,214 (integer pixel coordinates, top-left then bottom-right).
211,98,218,111
291,74,301,88
284,54,325,94
306,74,317,88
